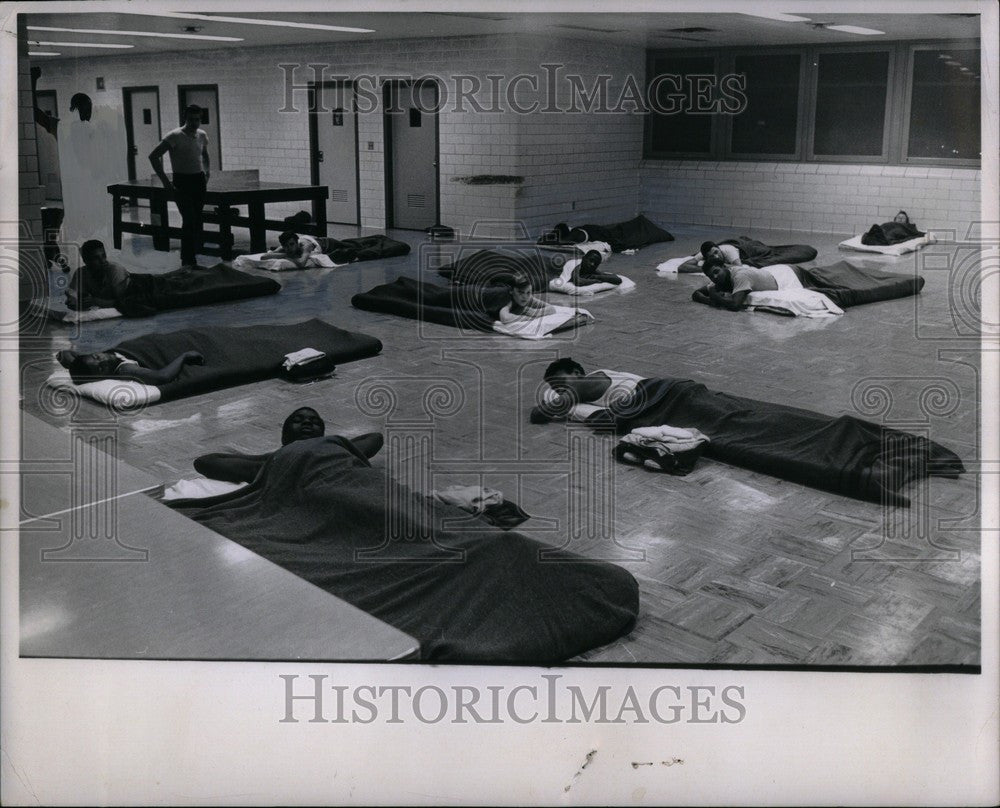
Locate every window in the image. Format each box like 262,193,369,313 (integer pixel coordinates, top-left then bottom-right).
907,48,981,160
729,53,802,156
645,54,716,156
813,51,890,157
643,39,981,167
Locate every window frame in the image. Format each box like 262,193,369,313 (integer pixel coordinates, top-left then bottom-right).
720,47,808,162
643,37,982,168
899,39,982,167
643,50,721,160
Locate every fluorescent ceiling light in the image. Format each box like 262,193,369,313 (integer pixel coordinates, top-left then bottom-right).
139,12,375,33
29,40,134,49
28,51,61,56
28,25,244,42
740,12,812,23
825,25,885,35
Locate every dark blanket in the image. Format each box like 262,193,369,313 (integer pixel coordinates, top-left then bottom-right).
538,214,674,252
551,378,964,507
352,277,512,331
437,248,565,291
172,436,639,662
322,234,411,263
116,265,281,318
861,221,924,246
115,318,382,401
797,261,925,308
722,237,818,267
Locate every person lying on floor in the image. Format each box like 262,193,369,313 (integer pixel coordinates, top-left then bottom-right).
674,240,743,274
56,347,204,385
499,273,557,323
66,239,132,310
690,257,777,310
563,250,623,288
193,406,384,483
260,230,329,269
530,358,645,423
861,209,925,246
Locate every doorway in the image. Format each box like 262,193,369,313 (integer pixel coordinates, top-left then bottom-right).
123,86,161,182
178,84,222,171
383,80,439,230
309,81,360,225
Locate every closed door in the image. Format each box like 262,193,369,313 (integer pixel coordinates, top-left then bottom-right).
312,82,359,224
124,87,161,181
179,85,222,171
387,82,439,230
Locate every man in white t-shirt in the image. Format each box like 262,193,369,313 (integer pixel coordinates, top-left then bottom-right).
692,257,780,310
149,105,211,268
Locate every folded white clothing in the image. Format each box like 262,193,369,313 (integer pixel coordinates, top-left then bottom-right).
283,347,325,368
655,256,691,274
622,425,710,454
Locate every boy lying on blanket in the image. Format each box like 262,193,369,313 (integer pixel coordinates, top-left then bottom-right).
861,210,925,247
56,347,204,385
674,241,744,274
66,240,132,310
495,273,593,338
692,257,776,310
259,230,338,269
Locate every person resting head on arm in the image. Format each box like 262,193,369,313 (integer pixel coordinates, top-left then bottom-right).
499,272,557,323
692,258,782,311
529,357,619,423
193,406,384,483
569,250,622,287
57,348,204,386
677,240,742,274
66,240,132,311
260,230,326,269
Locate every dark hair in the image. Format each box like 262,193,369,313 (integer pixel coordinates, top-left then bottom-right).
544,357,585,384
582,250,603,268
703,256,733,292
66,355,111,385
80,239,105,261
508,271,532,291
278,230,299,245
896,210,910,223
184,104,203,118
700,241,717,259
70,92,93,121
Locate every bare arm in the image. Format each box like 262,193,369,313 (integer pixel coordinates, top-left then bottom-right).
149,140,173,191
194,452,269,483
117,351,203,385
201,136,211,181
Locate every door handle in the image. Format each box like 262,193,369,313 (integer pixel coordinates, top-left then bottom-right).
432,161,438,167
317,150,324,162
131,145,138,155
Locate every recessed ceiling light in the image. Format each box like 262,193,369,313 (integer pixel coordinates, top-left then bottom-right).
28,51,61,56
824,25,885,36
945,59,962,66
136,12,375,34
29,41,134,49
938,54,953,59
740,12,812,23
28,25,243,42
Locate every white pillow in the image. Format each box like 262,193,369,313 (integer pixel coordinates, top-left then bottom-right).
45,369,161,409
838,233,936,256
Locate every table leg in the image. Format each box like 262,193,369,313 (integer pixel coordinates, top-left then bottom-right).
313,196,328,238
248,201,266,253
151,196,170,252
112,193,123,250
216,205,234,261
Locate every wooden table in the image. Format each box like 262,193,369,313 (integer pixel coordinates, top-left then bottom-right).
108,176,329,260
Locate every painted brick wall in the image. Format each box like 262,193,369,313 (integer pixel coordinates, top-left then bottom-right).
509,37,644,237
18,16,46,301
640,160,982,237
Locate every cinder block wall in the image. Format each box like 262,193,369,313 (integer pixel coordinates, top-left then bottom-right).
640,160,982,237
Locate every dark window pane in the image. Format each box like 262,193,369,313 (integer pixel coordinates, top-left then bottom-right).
908,48,981,160
813,51,889,156
730,54,801,154
647,55,715,154
409,107,421,127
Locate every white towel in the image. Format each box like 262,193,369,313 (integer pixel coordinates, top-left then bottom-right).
747,288,844,318
492,306,593,340
283,347,325,369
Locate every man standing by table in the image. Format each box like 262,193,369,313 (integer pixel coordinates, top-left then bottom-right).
149,104,211,268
